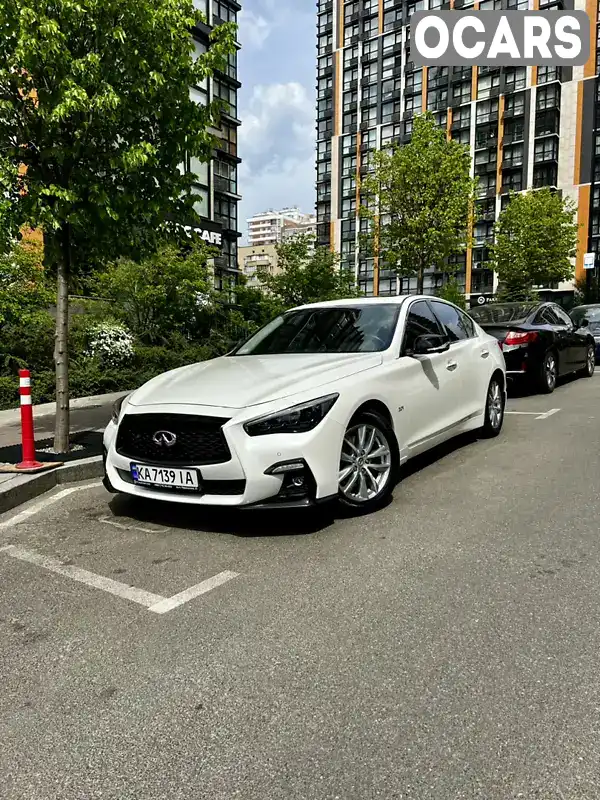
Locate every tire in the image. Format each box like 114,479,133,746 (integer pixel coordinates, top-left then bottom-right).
537,349,558,394
480,374,505,438
578,343,595,378
338,410,398,514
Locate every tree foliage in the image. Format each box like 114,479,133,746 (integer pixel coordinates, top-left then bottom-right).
436,275,466,310
0,0,236,449
490,188,578,301
97,240,214,345
360,112,476,294
0,237,54,327
256,235,361,309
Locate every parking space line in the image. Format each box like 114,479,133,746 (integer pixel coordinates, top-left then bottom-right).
98,516,171,534
0,545,164,608
0,545,239,614
535,408,561,420
147,571,239,615
505,411,540,415
0,482,102,530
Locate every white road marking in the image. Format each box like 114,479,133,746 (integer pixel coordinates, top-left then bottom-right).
505,411,540,416
0,545,163,608
98,516,171,534
0,482,102,530
535,408,561,420
147,571,239,615
0,545,239,614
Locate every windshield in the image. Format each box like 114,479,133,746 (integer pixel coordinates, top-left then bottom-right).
469,303,537,324
232,304,402,356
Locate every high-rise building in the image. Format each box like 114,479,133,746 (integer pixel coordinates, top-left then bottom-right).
238,243,279,287
190,0,241,290
247,208,317,246
316,0,600,304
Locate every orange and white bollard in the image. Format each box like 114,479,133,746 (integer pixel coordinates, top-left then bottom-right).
16,369,44,470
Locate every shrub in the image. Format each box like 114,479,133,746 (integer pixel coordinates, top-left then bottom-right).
0,309,56,374
84,321,135,367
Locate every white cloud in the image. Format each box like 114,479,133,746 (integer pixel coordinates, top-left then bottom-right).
238,82,316,238
238,9,272,50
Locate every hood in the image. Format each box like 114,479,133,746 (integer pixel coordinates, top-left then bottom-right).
128,352,383,409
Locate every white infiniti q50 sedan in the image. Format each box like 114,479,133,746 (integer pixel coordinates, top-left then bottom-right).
103,296,506,514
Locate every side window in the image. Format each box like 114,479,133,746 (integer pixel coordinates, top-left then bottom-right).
539,306,561,325
402,301,443,354
430,301,473,342
553,306,572,326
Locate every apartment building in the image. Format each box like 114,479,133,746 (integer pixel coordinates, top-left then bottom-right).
316,0,600,303
190,0,242,290
247,208,317,246
239,244,279,287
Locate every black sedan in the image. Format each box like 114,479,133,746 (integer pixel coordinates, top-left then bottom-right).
570,304,600,361
468,301,596,393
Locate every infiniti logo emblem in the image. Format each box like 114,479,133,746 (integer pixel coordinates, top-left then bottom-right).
152,430,177,447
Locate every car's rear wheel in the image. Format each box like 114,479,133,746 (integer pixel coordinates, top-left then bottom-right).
537,349,557,394
338,411,397,513
480,374,505,438
579,343,595,378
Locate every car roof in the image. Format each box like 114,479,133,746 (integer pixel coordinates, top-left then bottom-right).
290,295,447,312
572,303,600,310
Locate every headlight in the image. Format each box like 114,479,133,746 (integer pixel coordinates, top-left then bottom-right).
243,394,339,437
111,394,129,425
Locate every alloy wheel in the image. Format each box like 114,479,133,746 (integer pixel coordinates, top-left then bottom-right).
339,423,392,504
487,380,504,430
587,345,596,376
545,353,557,390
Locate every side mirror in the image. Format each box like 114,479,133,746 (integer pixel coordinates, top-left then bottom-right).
413,333,450,355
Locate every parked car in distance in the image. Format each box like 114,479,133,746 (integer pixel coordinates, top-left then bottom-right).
468,301,595,394
569,304,600,361
103,296,506,515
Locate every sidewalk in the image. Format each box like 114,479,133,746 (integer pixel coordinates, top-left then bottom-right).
0,391,126,513
0,391,126,449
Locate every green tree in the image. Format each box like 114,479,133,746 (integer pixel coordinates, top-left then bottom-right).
0,238,54,327
256,235,361,308
436,274,466,310
97,240,214,345
490,188,578,302
0,0,235,451
360,112,476,295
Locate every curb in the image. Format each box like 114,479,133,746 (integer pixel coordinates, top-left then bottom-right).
0,390,128,425
0,456,104,516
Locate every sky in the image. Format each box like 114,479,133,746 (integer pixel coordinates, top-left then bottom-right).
237,0,316,242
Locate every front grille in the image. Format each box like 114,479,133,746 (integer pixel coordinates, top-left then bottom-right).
116,413,231,465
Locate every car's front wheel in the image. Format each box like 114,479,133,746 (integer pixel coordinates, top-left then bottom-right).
579,343,596,378
338,411,397,513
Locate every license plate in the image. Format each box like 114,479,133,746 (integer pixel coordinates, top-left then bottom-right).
131,464,200,491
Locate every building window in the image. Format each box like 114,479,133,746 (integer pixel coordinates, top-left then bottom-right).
318,97,333,117
214,196,237,231
534,138,558,162
213,79,237,118
536,85,560,111
362,105,378,126
504,119,524,143
361,84,378,104
345,1,359,19
214,160,237,194
453,128,469,145
363,38,379,59
344,68,358,89
317,161,331,180
405,93,421,114
318,118,333,138
342,197,357,216
363,15,379,37
533,164,558,188
344,44,359,65
342,134,357,154
478,72,500,99
384,7,402,30
504,92,525,116
319,32,333,54
318,76,333,97
504,67,526,92
476,98,499,123
427,87,448,111
537,66,560,84
405,69,423,93
317,139,332,160
503,143,524,167
343,111,358,133
318,54,333,76
344,90,358,110
212,0,237,23
502,171,522,192
318,10,333,32
382,30,402,53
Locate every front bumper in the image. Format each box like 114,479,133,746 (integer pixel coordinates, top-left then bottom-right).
103,412,345,508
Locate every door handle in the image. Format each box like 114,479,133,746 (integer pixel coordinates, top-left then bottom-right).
446,361,458,371
481,349,490,358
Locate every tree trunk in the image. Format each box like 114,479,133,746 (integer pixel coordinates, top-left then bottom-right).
416,264,425,295
51,227,71,453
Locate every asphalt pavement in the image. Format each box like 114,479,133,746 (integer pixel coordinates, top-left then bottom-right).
1,374,600,799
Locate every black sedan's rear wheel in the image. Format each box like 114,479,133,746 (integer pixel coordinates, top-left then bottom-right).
537,350,557,394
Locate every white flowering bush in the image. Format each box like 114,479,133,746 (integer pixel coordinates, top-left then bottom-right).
84,322,135,367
